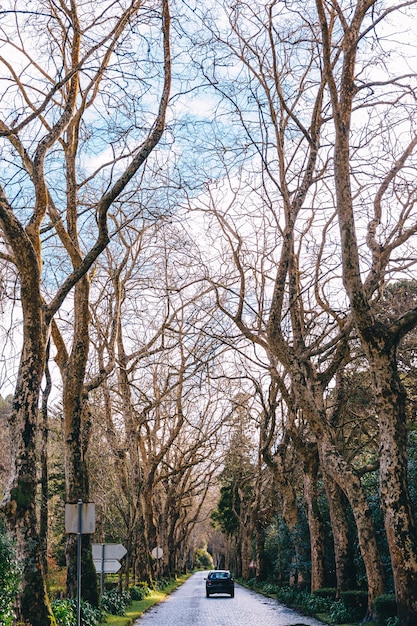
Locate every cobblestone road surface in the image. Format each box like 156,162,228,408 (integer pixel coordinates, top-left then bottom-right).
134,571,325,626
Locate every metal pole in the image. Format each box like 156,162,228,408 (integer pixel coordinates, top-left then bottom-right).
77,499,82,626
100,543,105,600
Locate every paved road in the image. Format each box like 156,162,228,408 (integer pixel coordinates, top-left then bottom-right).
134,571,325,626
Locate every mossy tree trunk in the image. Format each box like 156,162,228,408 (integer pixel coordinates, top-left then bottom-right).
0,193,56,625
317,0,417,620
323,473,356,595
302,444,326,592
53,276,99,605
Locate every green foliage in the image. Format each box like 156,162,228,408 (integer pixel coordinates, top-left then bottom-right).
211,428,255,538
194,547,214,569
275,586,334,616
258,582,279,595
340,589,368,619
155,579,170,591
51,599,104,626
304,593,333,613
328,599,356,624
0,525,21,625
261,513,313,586
129,583,151,601
100,589,130,616
313,588,337,600
276,586,306,605
79,599,104,625
51,599,77,626
211,483,241,536
373,594,397,624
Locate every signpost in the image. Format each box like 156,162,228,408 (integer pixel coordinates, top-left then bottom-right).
92,543,127,598
65,501,96,626
151,546,163,578
151,546,163,560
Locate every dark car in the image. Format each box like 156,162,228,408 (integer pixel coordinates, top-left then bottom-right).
205,570,234,598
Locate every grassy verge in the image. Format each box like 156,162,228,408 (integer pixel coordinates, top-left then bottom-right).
98,574,191,626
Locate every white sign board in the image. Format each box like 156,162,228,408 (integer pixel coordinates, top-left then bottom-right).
152,546,163,559
65,502,96,534
92,544,127,561
93,559,122,574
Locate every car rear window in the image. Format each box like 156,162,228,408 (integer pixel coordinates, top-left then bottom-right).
209,572,230,579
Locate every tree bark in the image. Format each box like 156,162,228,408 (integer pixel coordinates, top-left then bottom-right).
316,0,417,618
302,445,326,592
317,435,384,617
368,344,417,623
323,473,356,595
0,197,56,625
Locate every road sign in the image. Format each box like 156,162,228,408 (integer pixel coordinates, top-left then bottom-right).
152,546,163,559
92,543,127,575
65,502,96,534
92,543,127,561
93,559,122,574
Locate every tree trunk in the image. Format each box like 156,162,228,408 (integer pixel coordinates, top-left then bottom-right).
317,0,417,619
302,446,326,592
288,373,385,614
240,523,253,580
369,348,417,624
40,341,52,578
52,276,98,604
323,473,356,594
1,328,56,625
255,519,267,582
318,436,385,617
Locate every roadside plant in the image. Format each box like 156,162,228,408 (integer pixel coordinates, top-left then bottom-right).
100,589,130,615
51,599,76,626
0,525,21,625
52,598,103,626
328,599,356,624
130,584,151,601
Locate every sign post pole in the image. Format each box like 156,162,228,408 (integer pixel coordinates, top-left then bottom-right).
77,500,82,626
65,501,95,626
100,544,105,599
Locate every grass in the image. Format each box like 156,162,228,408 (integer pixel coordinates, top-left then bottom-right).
98,574,191,626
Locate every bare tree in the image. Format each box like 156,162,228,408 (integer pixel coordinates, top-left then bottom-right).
316,0,417,620
86,216,228,583
188,0,417,618
0,0,171,621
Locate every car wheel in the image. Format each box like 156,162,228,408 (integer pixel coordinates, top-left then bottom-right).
230,591,234,598
206,591,210,598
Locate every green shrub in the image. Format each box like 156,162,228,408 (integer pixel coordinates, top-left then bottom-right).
101,589,129,615
260,582,279,595
52,599,104,626
129,583,150,601
313,588,337,600
155,579,169,591
276,586,306,605
194,547,214,569
0,525,21,626
373,594,397,624
328,599,356,624
340,590,368,619
276,586,298,604
52,599,77,626
304,593,333,613
80,599,105,625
